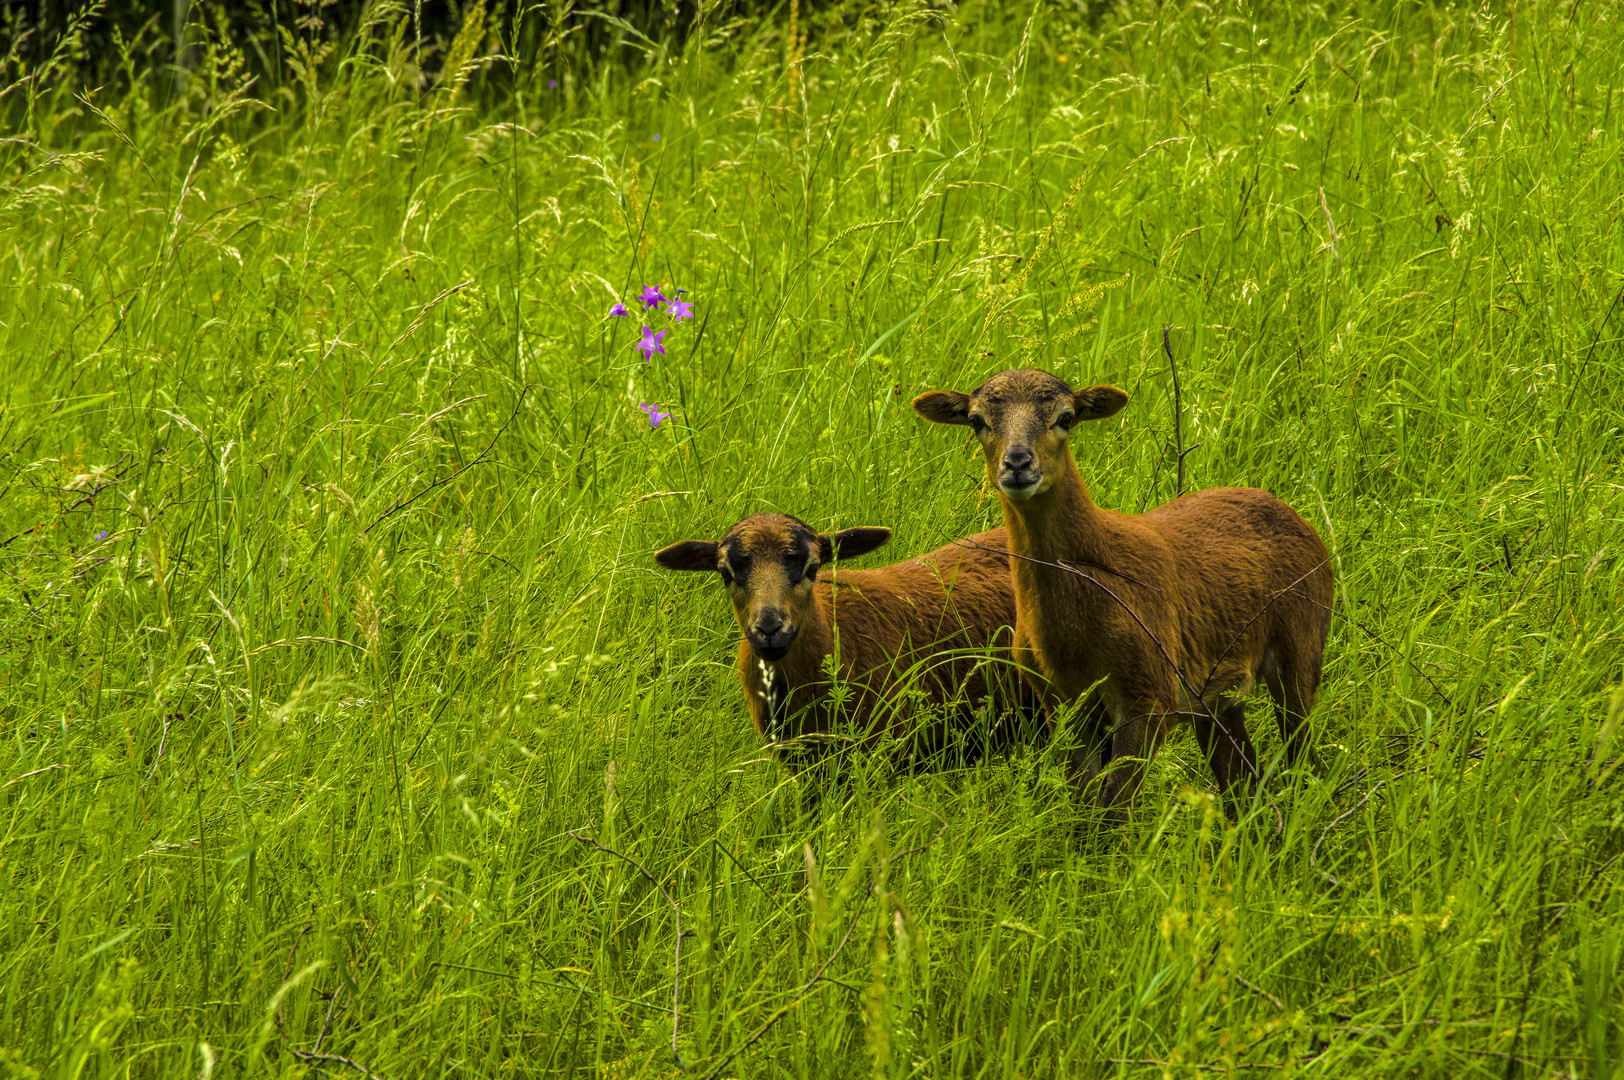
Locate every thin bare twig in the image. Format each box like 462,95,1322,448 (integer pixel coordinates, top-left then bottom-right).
367,384,535,533
710,838,790,917
274,924,390,1080
1162,325,1200,496
567,830,687,1072
1576,850,1623,898
1557,289,1623,437
1062,556,1163,593
893,797,949,861
1194,561,1330,703
314,984,346,1053
286,1047,389,1080
1310,768,1426,885
699,887,869,1080
0,524,42,550
701,807,949,1079
1295,594,1454,708
1235,976,1285,1012
1107,1060,1272,1073
63,452,135,511
1504,845,1549,1080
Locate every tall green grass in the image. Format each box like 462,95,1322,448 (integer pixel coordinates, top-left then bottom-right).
2,0,1622,1075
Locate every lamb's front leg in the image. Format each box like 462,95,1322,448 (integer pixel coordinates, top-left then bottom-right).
1062,697,1113,804
1094,675,1179,817
1011,626,1068,754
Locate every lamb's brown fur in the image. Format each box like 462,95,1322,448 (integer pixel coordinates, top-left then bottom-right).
914,369,1332,812
656,514,1035,763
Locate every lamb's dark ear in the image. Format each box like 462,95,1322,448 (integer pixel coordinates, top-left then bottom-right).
1073,385,1129,421
820,527,892,563
655,540,719,571
911,390,972,426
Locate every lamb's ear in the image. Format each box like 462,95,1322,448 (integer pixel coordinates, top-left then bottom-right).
1073,385,1129,421
655,540,719,571
912,390,972,426
819,527,892,563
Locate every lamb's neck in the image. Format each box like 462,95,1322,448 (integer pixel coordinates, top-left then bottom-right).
1000,459,1109,568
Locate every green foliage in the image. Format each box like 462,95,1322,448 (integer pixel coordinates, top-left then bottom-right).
2,0,1622,1076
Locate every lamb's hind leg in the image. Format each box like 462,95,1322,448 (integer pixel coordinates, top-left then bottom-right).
1263,642,1321,768
1194,699,1259,816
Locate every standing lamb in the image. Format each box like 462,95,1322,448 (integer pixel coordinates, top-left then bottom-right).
656,513,1037,765
913,369,1332,814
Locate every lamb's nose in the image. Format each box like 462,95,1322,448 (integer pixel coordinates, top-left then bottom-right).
1003,445,1035,471
755,612,795,646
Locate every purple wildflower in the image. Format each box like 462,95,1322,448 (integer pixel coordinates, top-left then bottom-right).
638,285,665,309
664,297,694,322
549,79,559,89
608,302,629,317
94,530,108,541
653,133,662,142
639,404,672,428
636,325,667,360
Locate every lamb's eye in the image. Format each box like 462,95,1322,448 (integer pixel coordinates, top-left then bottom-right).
719,567,735,586
968,415,989,435
1055,412,1075,430
802,562,819,582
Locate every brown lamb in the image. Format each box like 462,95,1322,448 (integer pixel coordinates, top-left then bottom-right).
913,369,1332,814
655,513,1037,764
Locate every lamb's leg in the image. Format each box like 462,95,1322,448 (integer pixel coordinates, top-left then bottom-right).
1012,629,1076,787
1096,695,1173,818
1029,672,1109,810
1194,699,1259,817
1061,698,1110,798
1264,643,1320,769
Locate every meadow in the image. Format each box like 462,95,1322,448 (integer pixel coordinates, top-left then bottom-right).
2,0,1622,1075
